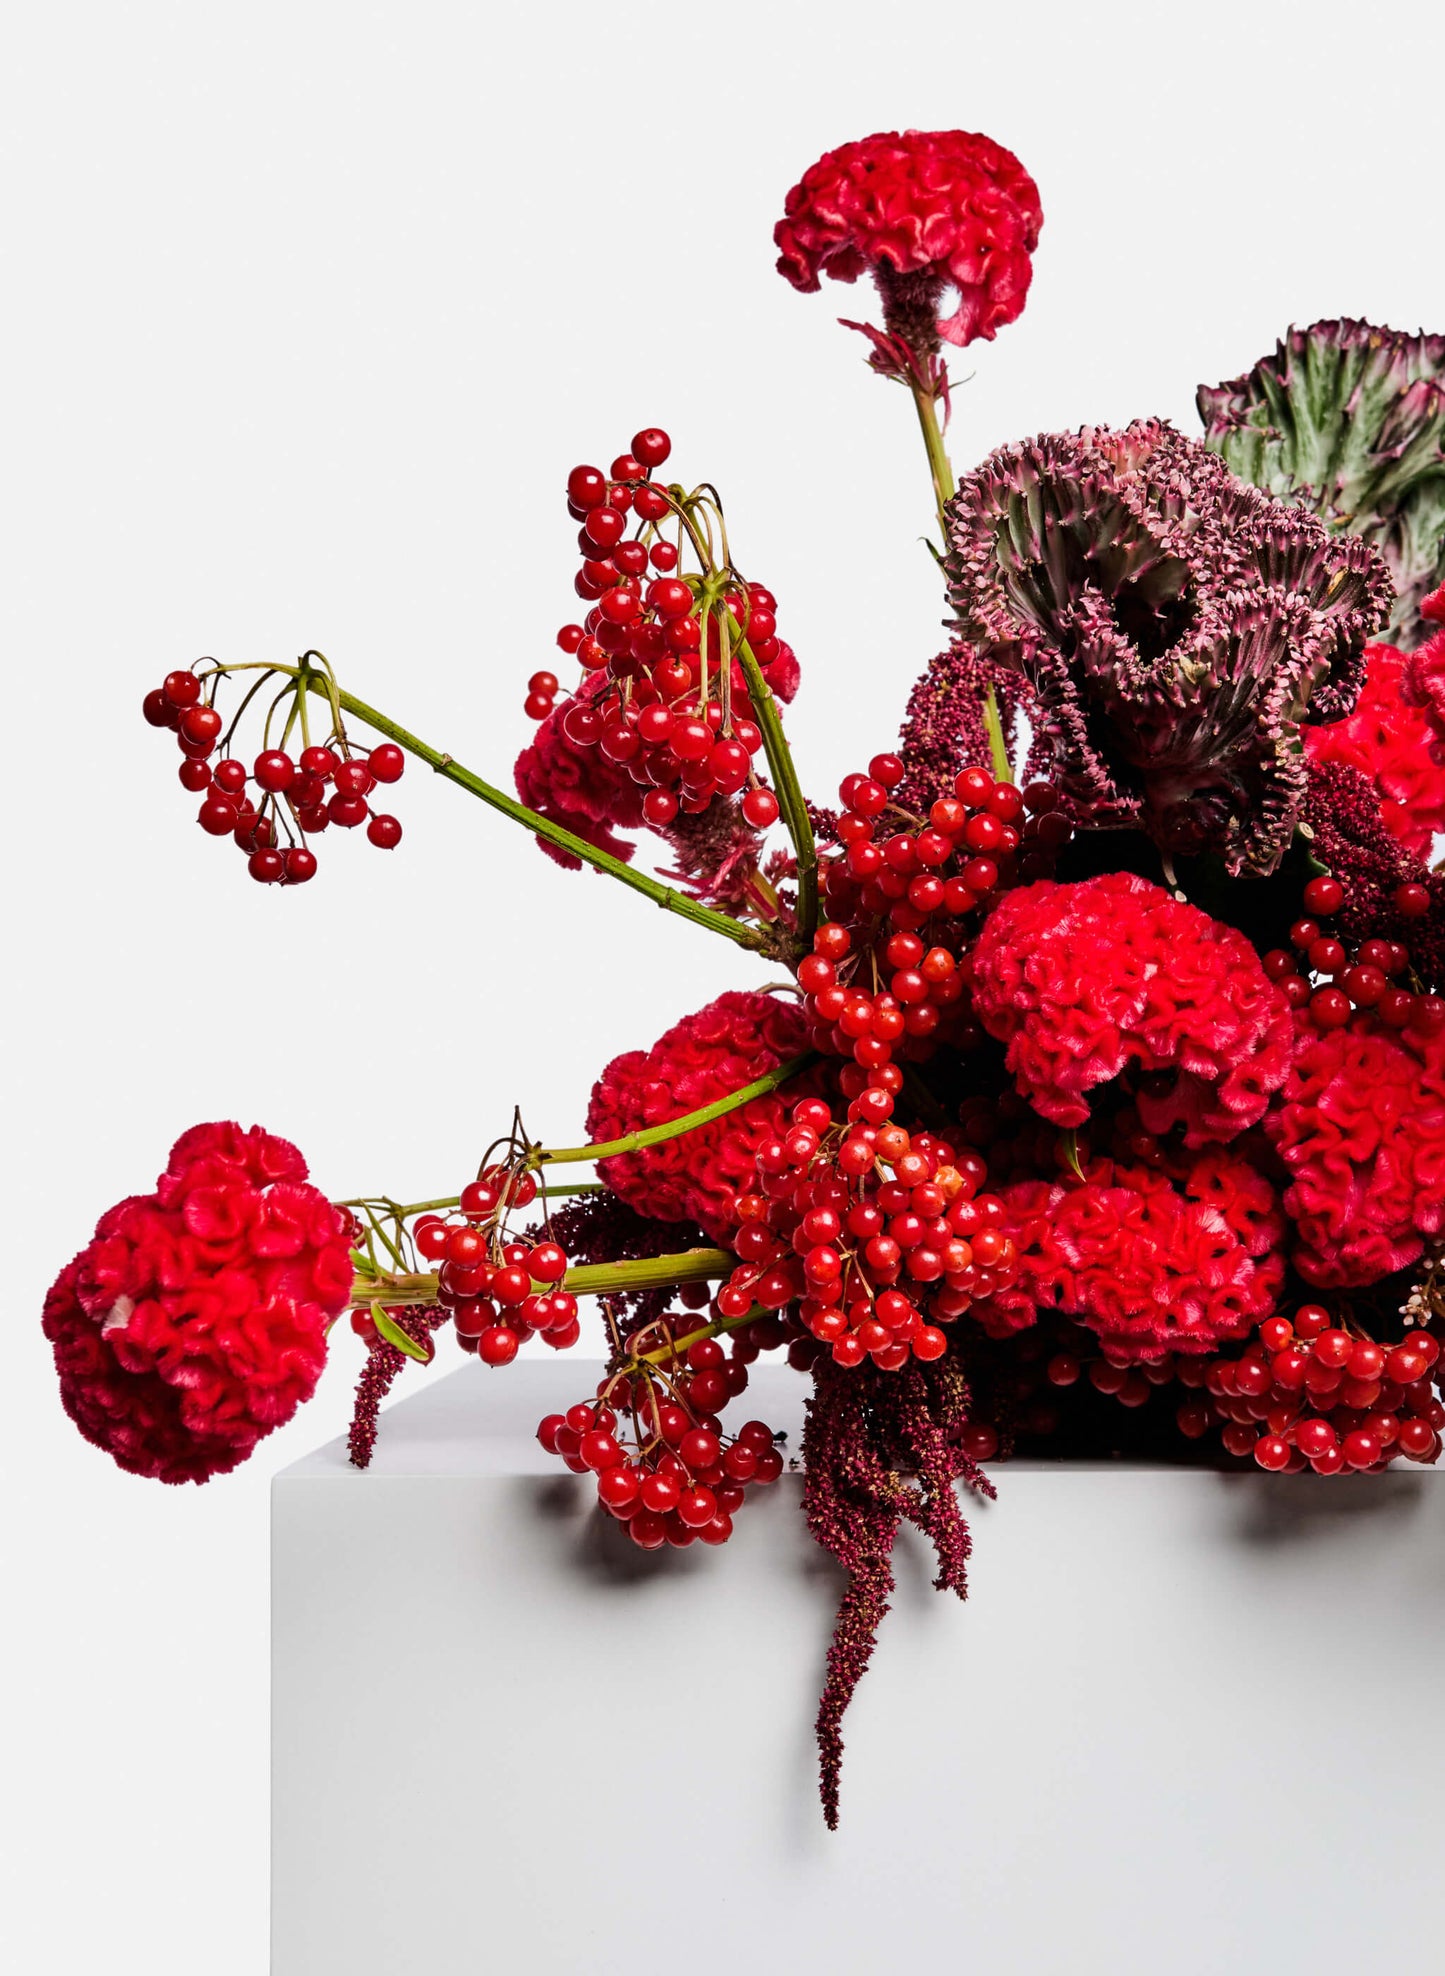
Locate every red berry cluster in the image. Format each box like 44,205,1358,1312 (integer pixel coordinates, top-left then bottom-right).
713,1092,1019,1373
1264,873,1444,1038
538,1344,784,1550
1177,1306,1444,1474
142,667,404,884
540,427,788,831
800,760,1070,1070
411,1168,579,1363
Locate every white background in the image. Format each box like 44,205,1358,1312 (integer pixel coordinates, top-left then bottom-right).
3,2,1441,1969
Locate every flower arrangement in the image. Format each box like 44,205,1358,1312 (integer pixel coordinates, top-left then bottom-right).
45,127,1445,1826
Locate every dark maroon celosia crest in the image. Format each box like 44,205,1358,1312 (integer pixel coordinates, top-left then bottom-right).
893,638,1021,812
1199,320,1445,644
802,1357,992,1828
943,421,1393,875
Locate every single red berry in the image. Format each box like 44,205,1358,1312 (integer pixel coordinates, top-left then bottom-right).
254,750,296,793
197,794,238,835
178,758,212,792
566,464,607,510
367,743,404,783
329,792,369,828
179,705,222,748
248,848,285,884
283,846,318,882
143,687,178,728
631,427,671,469
1301,874,1344,915
163,669,203,708
1308,987,1351,1029
477,1325,520,1367
367,813,402,849
1394,883,1431,918
300,745,340,779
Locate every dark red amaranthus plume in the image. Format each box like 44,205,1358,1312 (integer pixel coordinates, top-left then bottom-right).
893,639,1022,812
545,1191,711,1345
802,1356,993,1827
347,1307,448,1469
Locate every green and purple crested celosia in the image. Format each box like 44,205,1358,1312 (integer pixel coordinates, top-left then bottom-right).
942,420,1392,876
1199,319,1445,644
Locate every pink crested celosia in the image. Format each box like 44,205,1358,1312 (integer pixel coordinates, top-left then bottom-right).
586,990,824,1246
42,1122,354,1483
968,873,1293,1146
972,1151,1283,1360
1305,638,1445,860
774,128,1041,362
1263,1015,1445,1287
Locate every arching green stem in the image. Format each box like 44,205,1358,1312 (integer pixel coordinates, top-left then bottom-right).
907,379,1013,785
292,671,766,950
532,1051,816,1167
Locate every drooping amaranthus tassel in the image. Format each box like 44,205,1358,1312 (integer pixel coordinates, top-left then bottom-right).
347,1307,448,1469
802,1356,993,1827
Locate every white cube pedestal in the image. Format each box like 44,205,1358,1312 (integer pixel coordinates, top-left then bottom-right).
273,1361,1445,1975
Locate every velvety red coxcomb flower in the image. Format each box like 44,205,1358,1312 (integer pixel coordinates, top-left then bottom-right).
944,421,1393,874
968,873,1293,1145
586,990,823,1245
514,672,647,869
42,1123,353,1483
1264,1016,1445,1288
971,1152,1283,1360
1305,639,1445,861
775,128,1041,363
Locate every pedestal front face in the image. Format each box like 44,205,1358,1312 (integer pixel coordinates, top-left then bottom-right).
273,1363,1445,1976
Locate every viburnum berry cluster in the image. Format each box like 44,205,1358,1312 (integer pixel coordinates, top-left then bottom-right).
44,126,1445,1829
513,425,800,914
537,1327,785,1553
142,653,405,883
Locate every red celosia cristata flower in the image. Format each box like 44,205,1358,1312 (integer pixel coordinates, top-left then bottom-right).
972,1151,1283,1359
587,990,821,1245
1305,639,1445,860
42,1122,353,1483
968,873,1292,1145
775,128,1041,354
1263,1016,1445,1287
1400,586,1445,752
514,673,647,870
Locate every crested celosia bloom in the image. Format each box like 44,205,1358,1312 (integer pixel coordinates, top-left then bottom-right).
1199,319,1445,643
968,873,1293,1145
1305,639,1445,860
972,1151,1283,1359
515,645,801,873
42,1122,353,1483
944,421,1393,874
514,673,648,869
775,128,1041,358
1401,585,1445,739
586,990,820,1245
1264,1017,1445,1287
